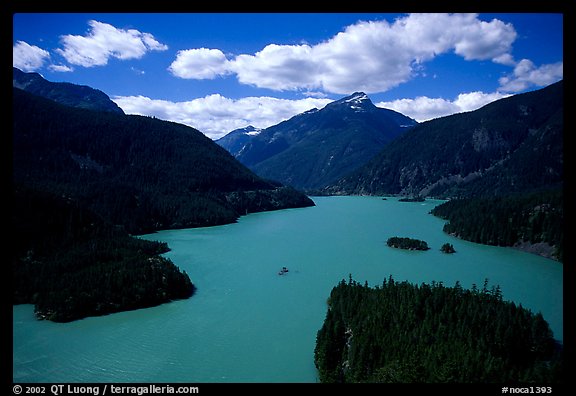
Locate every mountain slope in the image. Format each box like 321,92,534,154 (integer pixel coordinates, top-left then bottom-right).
13,67,125,114
13,87,314,235
326,81,563,198
220,92,417,190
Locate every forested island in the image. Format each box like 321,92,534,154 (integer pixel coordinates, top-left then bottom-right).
440,243,456,254
314,276,563,383
398,196,425,202
386,237,430,251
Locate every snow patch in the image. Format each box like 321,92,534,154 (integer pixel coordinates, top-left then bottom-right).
344,93,369,104
246,129,261,136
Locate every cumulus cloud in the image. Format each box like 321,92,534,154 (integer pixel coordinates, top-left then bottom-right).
377,91,511,122
233,44,318,91
169,48,232,79
112,94,332,139
451,16,517,61
56,20,168,67
168,13,517,95
498,59,563,93
13,40,50,72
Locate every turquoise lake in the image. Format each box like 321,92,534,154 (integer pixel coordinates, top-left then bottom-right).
13,196,563,382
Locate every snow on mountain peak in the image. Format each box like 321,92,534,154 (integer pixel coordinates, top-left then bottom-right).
246,128,262,136
344,92,369,104
329,92,372,112
239,125,262,136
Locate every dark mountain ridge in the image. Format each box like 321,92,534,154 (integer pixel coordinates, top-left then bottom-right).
218,92,417,191
326,81,563,198
13,87,314,235
13,67,125,114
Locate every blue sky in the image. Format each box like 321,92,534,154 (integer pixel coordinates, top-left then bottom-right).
13,13,563,139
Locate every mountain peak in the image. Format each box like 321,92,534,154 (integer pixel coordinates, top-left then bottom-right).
345,92,369,102
328,92,374,112
243,125,262,136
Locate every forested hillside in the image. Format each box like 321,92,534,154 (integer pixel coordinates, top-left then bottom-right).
13,88,314,235
327,81,563,198
315,277,563,383
431,189,563,261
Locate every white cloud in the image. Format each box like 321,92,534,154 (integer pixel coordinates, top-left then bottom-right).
451,16,516,61
56,20,168,67
233,43,318,91
498,59,563,93
112,94,332,139
113,89,512,140
377,91,510,122
169,13,517,95
13,40,50,72
169,48,232,79
453,91,511,112
493,53,516,66
49,64,74,72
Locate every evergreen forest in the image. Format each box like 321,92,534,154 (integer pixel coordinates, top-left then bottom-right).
12,88,314,235
12,186,195,322
431,189,563,261
314,276,563,383
386,237,430,251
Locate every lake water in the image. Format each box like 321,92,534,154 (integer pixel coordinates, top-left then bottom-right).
13,196,563,383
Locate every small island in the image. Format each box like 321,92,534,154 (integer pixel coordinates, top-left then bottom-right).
441,243,456,254
398,196,425,202
387,236,430,251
